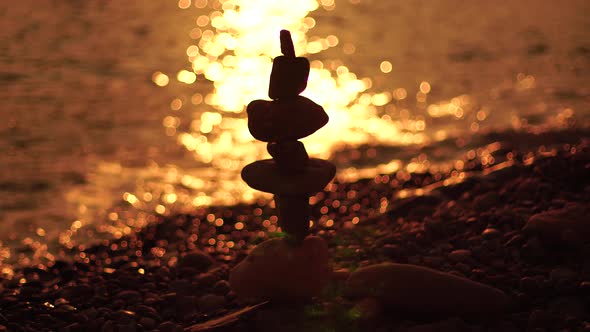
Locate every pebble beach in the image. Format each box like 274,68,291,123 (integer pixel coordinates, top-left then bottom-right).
2,136,589,331
2,1,590,331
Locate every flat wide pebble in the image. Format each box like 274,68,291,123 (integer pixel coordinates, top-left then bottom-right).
344,263,509,317
241,158,336,194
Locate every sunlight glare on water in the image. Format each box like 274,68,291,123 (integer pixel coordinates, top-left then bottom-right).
152,0,577,213
158,0,428,205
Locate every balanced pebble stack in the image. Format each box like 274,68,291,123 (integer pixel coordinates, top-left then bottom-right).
241,30,336,244
229,30,334,301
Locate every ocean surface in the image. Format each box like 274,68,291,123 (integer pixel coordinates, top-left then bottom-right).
1,0,589,270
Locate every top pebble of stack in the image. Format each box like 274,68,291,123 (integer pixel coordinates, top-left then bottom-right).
268,30,311,99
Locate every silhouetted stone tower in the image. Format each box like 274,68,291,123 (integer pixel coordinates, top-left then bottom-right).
241,30,336,244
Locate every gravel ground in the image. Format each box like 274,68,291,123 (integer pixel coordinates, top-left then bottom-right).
1,135,589,332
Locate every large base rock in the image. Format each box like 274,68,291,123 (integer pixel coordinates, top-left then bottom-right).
229,236,330,302
344,263,509,318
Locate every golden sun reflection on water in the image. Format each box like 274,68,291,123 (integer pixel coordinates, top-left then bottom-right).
153,0,435,208
38,0,577,261
147,0,565,217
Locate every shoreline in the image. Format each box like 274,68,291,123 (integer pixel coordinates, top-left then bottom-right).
1,139,589,331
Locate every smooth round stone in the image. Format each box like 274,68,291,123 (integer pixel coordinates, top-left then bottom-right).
524,203,590,242
267,141,309,174
229,236,331,302
177,250,214,273
246,96,328,142
241,158,336,194
344,263,509,317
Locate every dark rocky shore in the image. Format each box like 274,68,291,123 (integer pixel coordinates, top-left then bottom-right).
1,138,589,332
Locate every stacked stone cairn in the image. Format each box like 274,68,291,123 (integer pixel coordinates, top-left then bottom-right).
229,30,335,301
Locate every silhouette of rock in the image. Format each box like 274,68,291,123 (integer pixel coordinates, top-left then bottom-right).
268,30,310,99
246,97,328,142
268,56,310,99
274,194,311,242
241,158,335,194
267,141,309,174
177,250,214,273
523,203,590,242
229,236,330,302
344,263,509,317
